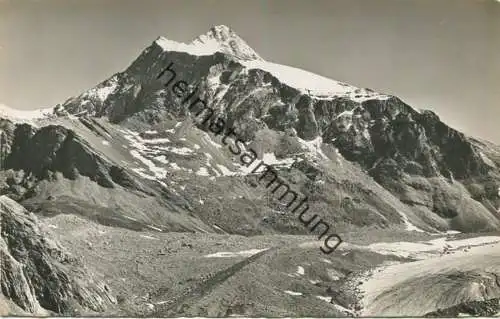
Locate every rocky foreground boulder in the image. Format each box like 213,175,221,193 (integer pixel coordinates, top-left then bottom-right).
0,195,115,315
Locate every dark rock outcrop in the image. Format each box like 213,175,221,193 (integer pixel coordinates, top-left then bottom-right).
5,124,115,188
0,195,115,315
424,298,500,317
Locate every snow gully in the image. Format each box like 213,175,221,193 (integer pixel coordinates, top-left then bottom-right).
156,61,343,254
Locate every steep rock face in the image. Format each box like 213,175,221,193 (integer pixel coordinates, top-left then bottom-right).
5,124,115,188
0,195,115,315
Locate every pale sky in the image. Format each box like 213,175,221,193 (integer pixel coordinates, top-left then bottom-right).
0,0,499,143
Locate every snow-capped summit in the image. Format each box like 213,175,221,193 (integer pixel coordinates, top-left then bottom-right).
153,25,388,100
191,25,262,61
155,25,262,61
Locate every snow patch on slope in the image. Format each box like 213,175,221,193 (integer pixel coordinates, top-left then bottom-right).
90,80,118,101
296,266,305,276
297,136,329,161
216,164,237,176
398,212,425,233
204,248,268,258
78,76,119,105
261,152,296,168
479,151,497,168
119,128,198,179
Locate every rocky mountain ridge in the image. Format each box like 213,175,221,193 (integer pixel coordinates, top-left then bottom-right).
54,25,500,233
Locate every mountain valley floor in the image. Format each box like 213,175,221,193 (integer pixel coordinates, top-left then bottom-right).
9,207,497,317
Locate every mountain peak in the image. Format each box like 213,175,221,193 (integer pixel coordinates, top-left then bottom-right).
204,24,234,40
189,25,263,61
154,25,262,61
191,25,263,60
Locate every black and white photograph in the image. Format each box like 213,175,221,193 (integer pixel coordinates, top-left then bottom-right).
0,0,499,317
